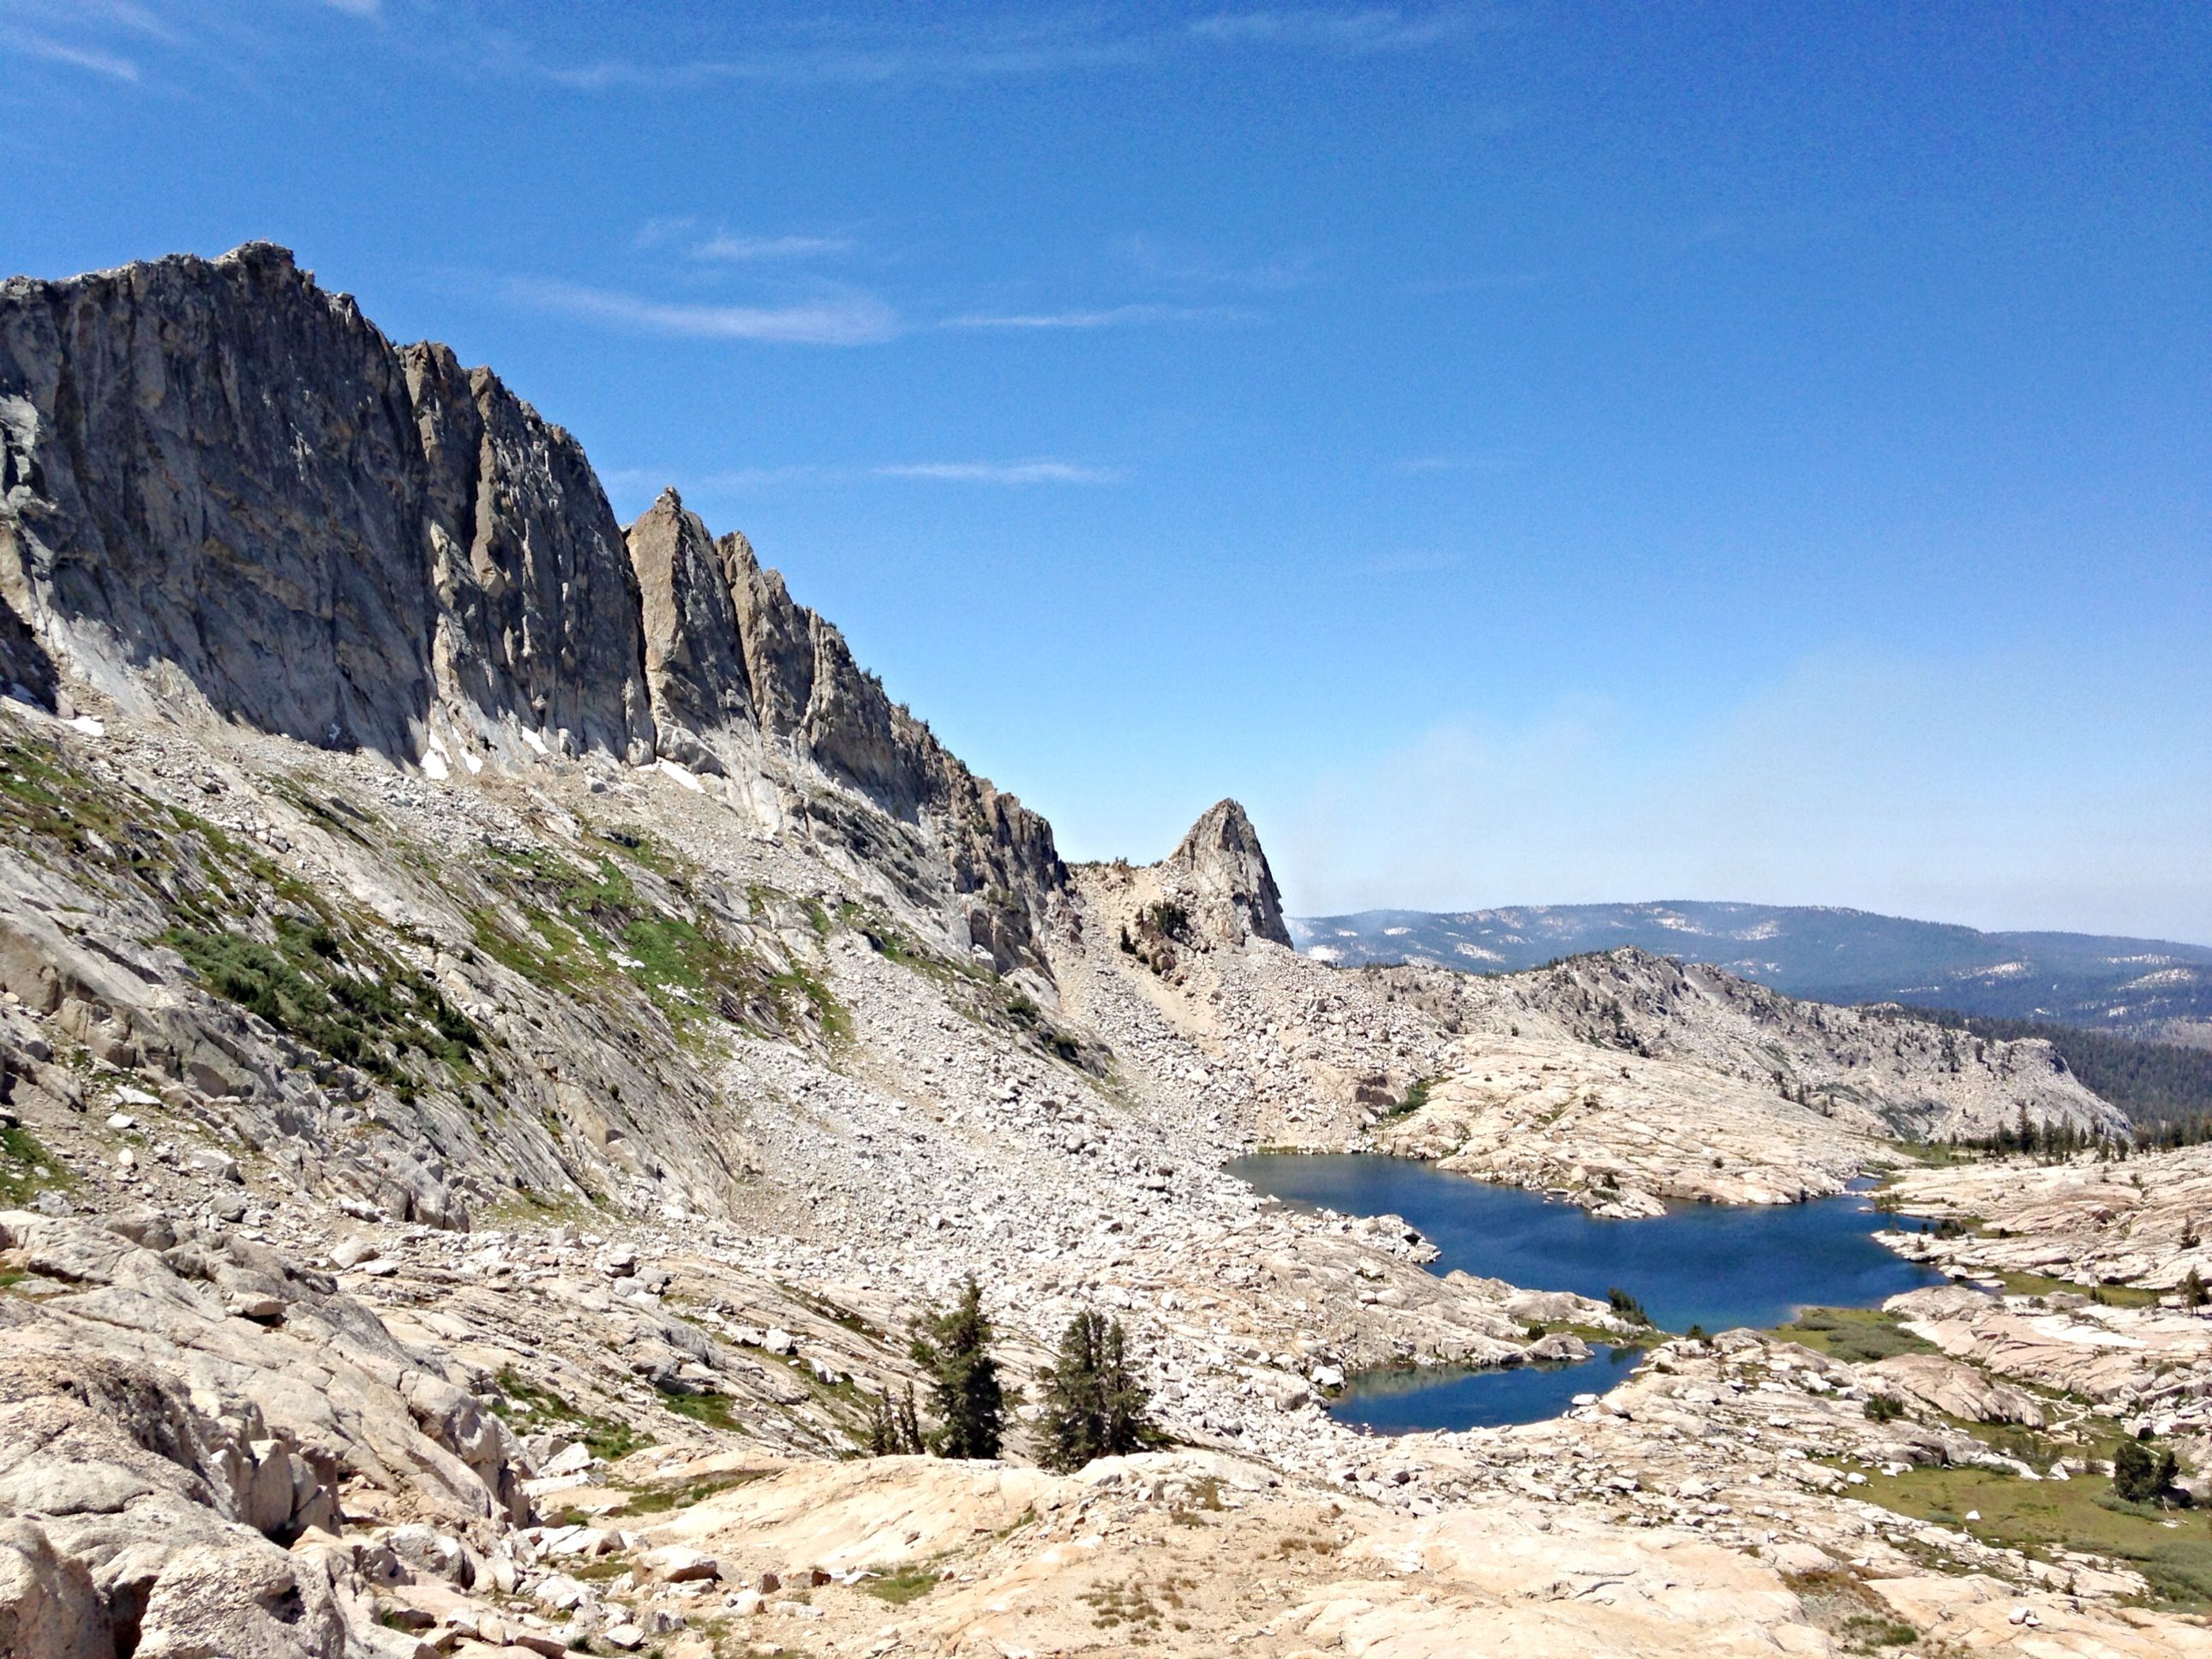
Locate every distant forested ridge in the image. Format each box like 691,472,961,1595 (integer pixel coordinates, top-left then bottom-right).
1894,1007,2212,1129
1291,901,2212,1036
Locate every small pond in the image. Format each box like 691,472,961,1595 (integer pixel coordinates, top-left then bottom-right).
1229,1153,1945,1431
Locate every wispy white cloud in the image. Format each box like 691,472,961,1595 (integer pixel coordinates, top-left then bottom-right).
1189,6,1497,52
543,27,1148,92
945,302,1253,330
1394,446,1535,474
1118,232,1320,293
1,27,141,81
508,277,898,345
604,459,1122,494
872,460,1121,484
634,218,854,262
695,231,854,263
539,6,1491,93
317,0,381,17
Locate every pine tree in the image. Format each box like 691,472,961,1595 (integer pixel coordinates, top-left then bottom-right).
862,1383,926,1456
2113,1439,2178,1505
1037,1309,1157,1471
2185,1267,2208,1310
910,1277,1011,1459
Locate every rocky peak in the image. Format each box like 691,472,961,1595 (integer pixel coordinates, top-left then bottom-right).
0,243,1067,973
620,491,1068,972
0,239,654,768
1163,799,1292,948
625,487,759,776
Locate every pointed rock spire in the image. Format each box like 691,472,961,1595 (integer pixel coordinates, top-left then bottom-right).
1164,799,1292,947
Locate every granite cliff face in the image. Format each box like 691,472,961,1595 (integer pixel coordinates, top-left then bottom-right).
0,243,1062,972
622,490,1064,969
0,242,651,766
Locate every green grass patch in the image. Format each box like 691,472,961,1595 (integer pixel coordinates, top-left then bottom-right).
779,1283,883,1340
1994,1269,2162,1309
478,846,845,1047
490,1368,654,1459
164,915,479,1089
0,1123,72,1206
860,1565,940,1605
1852,1460,2212,1608
1770,1306,1936,1365
1370,1075,1438,1126
614,1469,772,1516
661,1390,741,1433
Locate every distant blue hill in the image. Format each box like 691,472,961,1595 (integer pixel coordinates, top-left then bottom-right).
1288,901,2212,1033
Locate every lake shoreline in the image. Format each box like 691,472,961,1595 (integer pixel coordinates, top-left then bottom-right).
1232,1150,1946,1430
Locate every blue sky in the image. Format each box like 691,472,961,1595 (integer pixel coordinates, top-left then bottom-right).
5,3,2209,940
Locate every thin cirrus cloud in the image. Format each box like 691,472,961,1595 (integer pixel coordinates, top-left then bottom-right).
872,460,1121,484
0,27,142,81
1394,446,1537,474
694,231,854,263
507,277,899,345
508,275,1256,345
537,7,1487,93
602,461,1121,494
944,302,1254,330
1186,7,1497,52
633,218,854,263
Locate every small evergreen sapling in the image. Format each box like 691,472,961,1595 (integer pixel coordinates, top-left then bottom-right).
863,1383,925,1456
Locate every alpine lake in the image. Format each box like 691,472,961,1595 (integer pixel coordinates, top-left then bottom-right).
1228,1153,1946,1433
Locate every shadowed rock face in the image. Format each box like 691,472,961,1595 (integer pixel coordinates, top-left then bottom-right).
1165,799,1292,948
0,243,653,766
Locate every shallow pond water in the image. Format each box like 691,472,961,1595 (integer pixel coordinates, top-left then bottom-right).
1229,1153,1945,1430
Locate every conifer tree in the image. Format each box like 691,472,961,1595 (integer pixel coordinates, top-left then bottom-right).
1037,1309,1157,1470
910,1276,1010,1459
863,1383,926,1456
2113,1438,2178,1505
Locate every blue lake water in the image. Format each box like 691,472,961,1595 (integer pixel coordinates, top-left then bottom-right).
1228,1153,1946,1432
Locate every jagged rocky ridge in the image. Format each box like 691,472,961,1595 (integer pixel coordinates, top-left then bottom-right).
0,243,1060,977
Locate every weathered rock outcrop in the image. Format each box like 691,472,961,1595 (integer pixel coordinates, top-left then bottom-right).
0,1207,534,1657
1161,798,1291,948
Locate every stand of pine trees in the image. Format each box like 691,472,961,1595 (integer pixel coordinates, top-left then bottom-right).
866,1285,1162,1470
